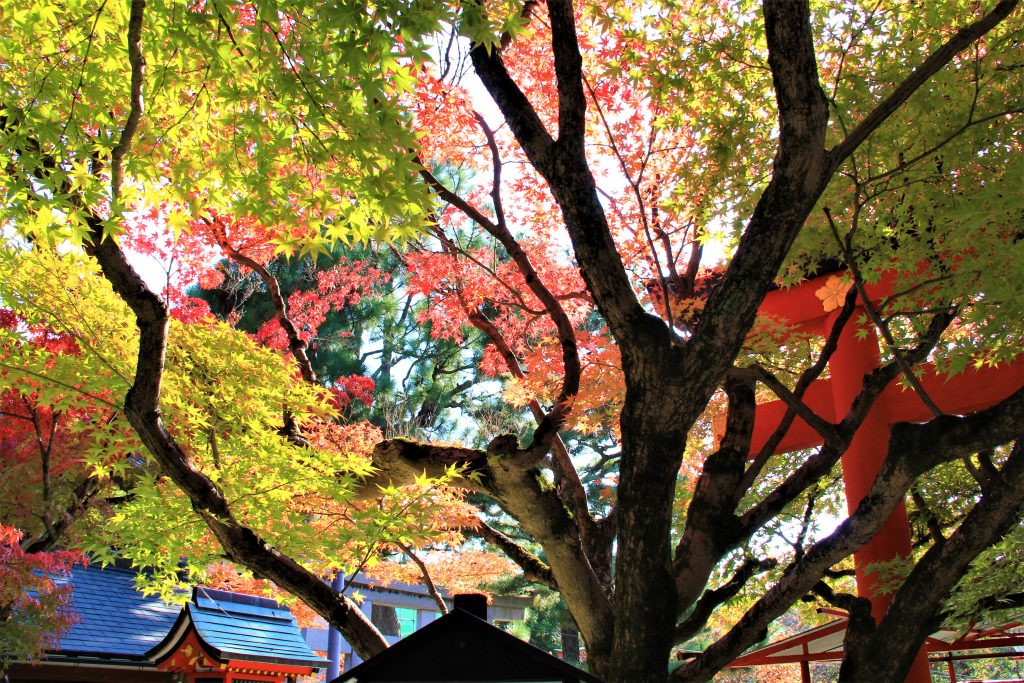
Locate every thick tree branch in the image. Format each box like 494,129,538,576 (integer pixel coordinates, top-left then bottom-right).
352,430,613,657
356,350,616,662
109,0,146,203
470,7,656,354
461,301,601,573
829,0,1020,171
840,440,1024,682
83,217,390,658
484,442,615,660
672,377,756,609
685,0,829,391
547,0,586,144
356,438,491,499
469,37,554,171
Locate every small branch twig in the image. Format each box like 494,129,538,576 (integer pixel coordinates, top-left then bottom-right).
207,219,317,385
583,75,676,331
824,207,947,418
397,543,449,614
474,520,556,588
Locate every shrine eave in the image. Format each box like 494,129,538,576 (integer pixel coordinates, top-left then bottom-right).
145,588,327,671
720,617,1024,668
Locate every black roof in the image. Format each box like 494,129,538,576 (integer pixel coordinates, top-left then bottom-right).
331,607,602,683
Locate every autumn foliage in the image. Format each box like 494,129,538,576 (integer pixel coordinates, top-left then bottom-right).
0,526,83,661
2,1,1024,682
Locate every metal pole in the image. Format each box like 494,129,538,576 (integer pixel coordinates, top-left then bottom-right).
325,572,345,680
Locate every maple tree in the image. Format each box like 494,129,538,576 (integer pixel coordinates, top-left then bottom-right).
0,329,94,664
2,1,1024,682
0,526,81,671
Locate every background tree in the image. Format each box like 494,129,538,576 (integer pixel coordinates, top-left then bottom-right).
0,526,81,673
188,239,486,434
1,1,1023,682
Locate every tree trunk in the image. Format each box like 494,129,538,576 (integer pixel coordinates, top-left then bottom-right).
608,373,689,682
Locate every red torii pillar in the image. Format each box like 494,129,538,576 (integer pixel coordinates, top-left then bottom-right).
745,271,1024,683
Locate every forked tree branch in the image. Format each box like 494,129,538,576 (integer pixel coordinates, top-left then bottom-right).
739,288,859,492
424,202,598,562
737,308,955,536
840,440,1024,683
418,160,581,445
672,376,756,609
460,300,597,549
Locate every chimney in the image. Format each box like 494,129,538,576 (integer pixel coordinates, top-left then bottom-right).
453,593,488,620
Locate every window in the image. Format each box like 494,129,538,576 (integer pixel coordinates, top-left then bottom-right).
396,606,417,638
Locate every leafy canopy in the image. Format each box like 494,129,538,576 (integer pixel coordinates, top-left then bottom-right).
0,0,454,251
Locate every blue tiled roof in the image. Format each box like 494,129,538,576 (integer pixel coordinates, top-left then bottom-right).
152,587,327,669
51,565,181,659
